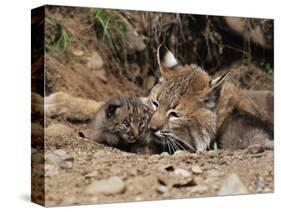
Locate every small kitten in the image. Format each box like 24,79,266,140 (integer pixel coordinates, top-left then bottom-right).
91,96,155,152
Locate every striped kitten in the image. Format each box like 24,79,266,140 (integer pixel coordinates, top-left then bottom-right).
91,96,157,153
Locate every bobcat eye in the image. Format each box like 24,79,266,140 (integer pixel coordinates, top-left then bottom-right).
152,99,159,110
167,109,179,118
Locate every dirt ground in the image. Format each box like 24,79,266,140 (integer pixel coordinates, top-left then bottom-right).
31,124,274,206
31,6,274,207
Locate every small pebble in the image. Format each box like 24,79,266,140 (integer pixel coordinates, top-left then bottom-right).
190,185,208,194
156,185,169,194
85,176,125,195
173,150,186,157
160,152,170,157
85,170,98,178
60,161,73,169
174,168,192,178
150,154,160,160
218,174,248,195
72,49,84,56
208,169,221,178
191,165,203,174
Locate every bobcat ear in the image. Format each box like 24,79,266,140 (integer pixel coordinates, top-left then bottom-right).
157,44,178,75
106,99,122,118
205,72,229,109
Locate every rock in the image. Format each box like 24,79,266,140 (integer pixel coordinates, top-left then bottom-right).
60,161,73,169
45,124,74,137
45,149,73,166
53,149,67,158
160,164,175,172
173,150,186,157
191,165,203,174
156,185,169,194
85,170,98,178
72,49,84,56
45,152,62,165
218,174,249,195
86,52,104,70
190,185,208,194
45,164,59,177
85,176,125,195
174,168,192,178
248,144,264,154
158,173,194,188
160,152,170,157
150,154,160,160
207,169,222,178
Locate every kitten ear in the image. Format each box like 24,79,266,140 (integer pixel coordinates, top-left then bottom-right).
157,44,178,75
105,99,122,118
204,72,229,109
143,104,153,115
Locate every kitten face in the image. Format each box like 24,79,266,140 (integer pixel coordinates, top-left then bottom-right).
92,96,152,146
114,112,149,143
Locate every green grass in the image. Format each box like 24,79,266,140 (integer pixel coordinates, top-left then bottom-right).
45,23,71,53
91,8,127,56
259,60,273,75
212,141,220,164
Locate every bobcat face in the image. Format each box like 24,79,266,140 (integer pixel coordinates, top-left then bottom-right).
147,45,228,153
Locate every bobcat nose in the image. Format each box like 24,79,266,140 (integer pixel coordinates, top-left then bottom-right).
148,123,162,133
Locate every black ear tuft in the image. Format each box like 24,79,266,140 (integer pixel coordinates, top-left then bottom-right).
205,72,229,109
105,99,122,118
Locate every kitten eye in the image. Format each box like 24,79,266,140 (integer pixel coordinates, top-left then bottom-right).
123,121,130,128
167,109,179,118
140,121,146,129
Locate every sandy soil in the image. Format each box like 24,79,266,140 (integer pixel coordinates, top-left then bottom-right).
31,122,273,206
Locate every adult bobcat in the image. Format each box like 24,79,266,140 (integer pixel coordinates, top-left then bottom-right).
146,45,273,152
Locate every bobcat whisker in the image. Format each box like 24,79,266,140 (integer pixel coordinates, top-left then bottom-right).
172,138,185,151
169,139,177,153
171,134,196,152
167,140,172,154
170,139,180,152
155,130,197,153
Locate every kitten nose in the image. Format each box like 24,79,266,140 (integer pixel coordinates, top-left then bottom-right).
132,126,139,137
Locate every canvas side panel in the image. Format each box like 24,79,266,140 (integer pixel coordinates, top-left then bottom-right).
31,5,45,207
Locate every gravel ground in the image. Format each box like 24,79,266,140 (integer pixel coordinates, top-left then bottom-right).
31,125,274,207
